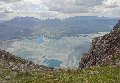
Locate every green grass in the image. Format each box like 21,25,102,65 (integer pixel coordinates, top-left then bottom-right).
0,66,120,83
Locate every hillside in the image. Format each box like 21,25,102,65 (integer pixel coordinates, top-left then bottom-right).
0,44,120,83
0,49,52,73
0,50,120,83
79,20,120,69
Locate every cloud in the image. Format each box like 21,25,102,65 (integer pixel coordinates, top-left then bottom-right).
43,0,104,13
0,0,23,3
104,0,120,17
103,0,120,8
0,0,120,19
59,6,90,13
0,1,58,19
75,0,104,6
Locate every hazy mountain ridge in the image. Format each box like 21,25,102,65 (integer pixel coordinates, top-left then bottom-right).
0,16,117,40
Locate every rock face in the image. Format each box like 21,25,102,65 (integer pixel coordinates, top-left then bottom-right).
0,49,52,73
79,20,120,69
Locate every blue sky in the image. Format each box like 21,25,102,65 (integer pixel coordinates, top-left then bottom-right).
0,0,120,20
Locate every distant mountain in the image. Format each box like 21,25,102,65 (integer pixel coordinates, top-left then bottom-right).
79,20,120,69
0,16,118,40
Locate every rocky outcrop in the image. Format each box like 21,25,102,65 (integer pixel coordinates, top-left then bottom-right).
0,49,53,73
79,20,120,69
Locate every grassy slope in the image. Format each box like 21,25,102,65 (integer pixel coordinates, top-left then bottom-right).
0,50,120,83
0,66,120,83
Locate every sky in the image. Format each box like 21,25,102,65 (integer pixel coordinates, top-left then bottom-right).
0,0,120,20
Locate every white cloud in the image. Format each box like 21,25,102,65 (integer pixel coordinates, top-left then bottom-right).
74,0,104,6
0,0,23,3
103,0,120,8
0,0,120,19
42,0,104,13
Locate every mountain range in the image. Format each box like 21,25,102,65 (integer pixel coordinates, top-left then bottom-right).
0,16,118,40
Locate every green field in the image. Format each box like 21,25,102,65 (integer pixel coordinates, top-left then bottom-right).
0,66,120,83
